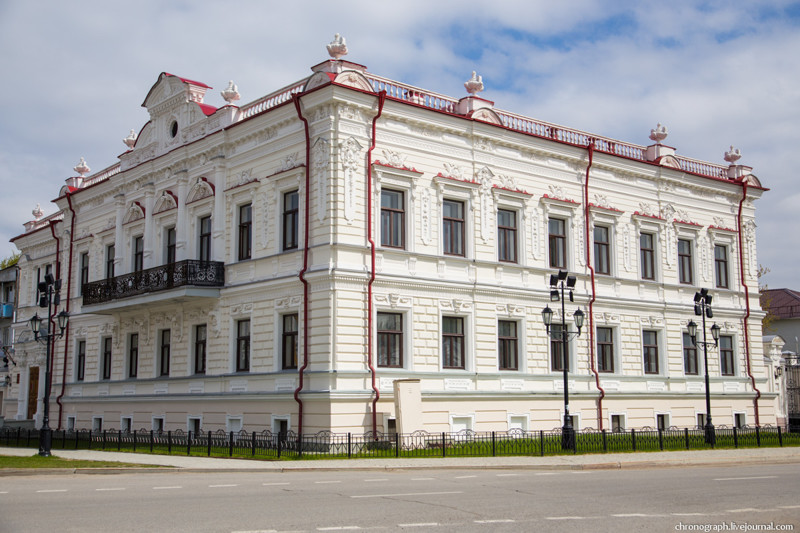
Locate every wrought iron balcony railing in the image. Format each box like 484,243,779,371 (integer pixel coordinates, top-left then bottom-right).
82,260,224,305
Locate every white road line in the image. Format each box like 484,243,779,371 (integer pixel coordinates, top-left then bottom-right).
570,471,592,475
411,477,434,481
352,491,463,499
0,491,9,494
231,530,278,533
315,481,342,484
611,513,666,518
153,486,182,490
714,476,777,481
535,472,558,476
363,478,388,482
475,519,515,523
672,513,708,517
317,527,361,531
398,524,439,528
454,475,477,479
778,505,800,509
727,508,760,513
37,489,67,493
262,482,290,486
496,473,519,477
209,484,238,488
96,488,126,492
546,516,586,520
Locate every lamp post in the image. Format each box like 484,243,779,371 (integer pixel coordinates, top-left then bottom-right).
28,273,68,457
687,288,720,446
542,270,585,450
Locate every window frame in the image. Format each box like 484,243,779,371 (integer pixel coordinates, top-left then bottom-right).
76,339,86,382
683,332,699,375
194,324,207,375
714,244,729,289
165,227,176,265
596,326,614,373
159,329,171,377
550,323,569,372
236,319,250,372
238,203,252,261
593,225,611,275
282,313,299,370
719,335,735,376
442,315,466,370
380,189,405,249
101,337,112,380
282,190,299,251
132,235,144,272
677,238,694,285
105,244,115,279
79,252,89,292
497,209,518,263
548,217,567,269
498,319,519,371
198,215,212,262
128,333,139,379
442,199,466,257
642,330,660,375
640,232,656,280
377,312,403,368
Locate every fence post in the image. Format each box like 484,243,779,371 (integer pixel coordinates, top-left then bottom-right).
103,430,107,450
756,426,761,447
540,430,544,457
252,431,256,456
167,430,172,453
61,430,66,449
347,433,351,459
277,433,282,458
88,430,92,450
229,431,233,457
492,431,496,457
117,430,121,451
658,428,664,451
16,427,21,446
778,426,783,447
733,427,738,448
442,432,446,458
684,428,689,450
75,430,79,450
298,433,303,458
133,430,137,452
187,431,192,456
150,430,154,453
395,432,400,458
208,431,212,457
631,428,636,452
602,429,608,452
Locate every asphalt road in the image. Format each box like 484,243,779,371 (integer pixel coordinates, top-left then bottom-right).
2,463,799,532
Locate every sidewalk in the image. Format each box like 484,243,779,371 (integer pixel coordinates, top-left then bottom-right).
2,445,799,474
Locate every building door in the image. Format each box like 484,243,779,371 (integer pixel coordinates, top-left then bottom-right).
786,355,800,432
27,367,39,420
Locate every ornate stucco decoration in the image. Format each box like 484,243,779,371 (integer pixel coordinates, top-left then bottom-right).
123,129,137,149
280,153,301,172
327,33,348,59
123,202,145,224
649,123,668,144
73,157,90,176
312,137,330,223
476,167,493,244
220,80,241,105
724,145,742,164
464,71,484,95
341,137,362,222
153,190,178,214
186,177,215,203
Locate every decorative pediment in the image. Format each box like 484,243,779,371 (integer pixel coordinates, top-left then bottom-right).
142,72,211,111
153,190,178,214
469,107,503,126
123,202,145,224
187,177,215,203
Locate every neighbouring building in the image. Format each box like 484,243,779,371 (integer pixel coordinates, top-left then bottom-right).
0,263,18,424
5,36,772,436
761,288,800,430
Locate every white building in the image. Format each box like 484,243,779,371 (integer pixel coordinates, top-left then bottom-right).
5,36,772,437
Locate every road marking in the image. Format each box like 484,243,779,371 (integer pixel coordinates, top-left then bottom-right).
496,473,519,477
672,513,708,517
153,486,182,490
778,505,800,509
315,481,342,484
411,477,434,481
209,484,238,488
262,482,290,486
714,476,777,481
231,530,278,533
454,475,476,479
612,513,666,518
546,516,586,520
727,508,760,513
37,489,67,493
317,527,361,531
0,491,9,494
363,478,388,482
570,471,592,475
475,519,515,523
352,491,462,499
398,524,439,528
535,472,558,476
96,488,126,492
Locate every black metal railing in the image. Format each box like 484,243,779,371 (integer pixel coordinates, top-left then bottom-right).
2,425,797,460
82,260,224,305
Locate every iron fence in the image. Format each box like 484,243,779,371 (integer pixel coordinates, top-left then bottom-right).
1,425,798,460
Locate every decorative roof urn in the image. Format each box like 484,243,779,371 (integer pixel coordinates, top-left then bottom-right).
327,33,348,60
123,129,137,149
221,80,241,105
464,71,484,95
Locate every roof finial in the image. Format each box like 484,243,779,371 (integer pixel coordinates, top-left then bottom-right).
464,71,484,95
73,157,90,177
123,129,137,149
32,203,43,220
649,123,668,144
221,80,241,105
724,145,742,164
327,33,348,60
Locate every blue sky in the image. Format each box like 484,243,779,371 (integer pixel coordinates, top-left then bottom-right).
0,0,798,290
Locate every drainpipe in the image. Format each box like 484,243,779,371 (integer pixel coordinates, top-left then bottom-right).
47,221,62,419
56,192,76,429
582,141,605,430
366,91,387,437
292,94,312,436
736,179,760,425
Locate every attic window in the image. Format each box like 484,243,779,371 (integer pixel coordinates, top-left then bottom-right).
170,121,178,138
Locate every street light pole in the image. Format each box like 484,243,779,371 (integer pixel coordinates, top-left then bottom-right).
29,273,68,457
542,270,584,450
688,288,720,446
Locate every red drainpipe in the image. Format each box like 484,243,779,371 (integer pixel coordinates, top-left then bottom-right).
56,192,76,429
736,179,760,425
366,91,387,437
47,221,62,417
581,141,604,430
292,94,312,436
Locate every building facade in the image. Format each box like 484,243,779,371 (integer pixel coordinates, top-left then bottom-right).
5,37,771,436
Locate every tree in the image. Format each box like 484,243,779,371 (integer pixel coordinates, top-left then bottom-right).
0,252,20,270
758,264,777,332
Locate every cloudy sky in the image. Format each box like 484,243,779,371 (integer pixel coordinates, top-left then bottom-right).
0,1,798,289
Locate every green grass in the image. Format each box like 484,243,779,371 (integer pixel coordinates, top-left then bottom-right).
0,454,164,469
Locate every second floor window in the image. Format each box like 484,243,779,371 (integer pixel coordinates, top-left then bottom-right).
194,325,207,374
715,245,729,289
548,218,566,269
594,226,610,275
165,227,176,264
720,335,734,376
79,252,89,291
283,190,299,250
442,200,465,256
282,314,299,370
377,312,403,368
597,327,614,372
550,324,568,372
76,340,85,382
106,244,115,279
640,233,655,280
199,216,212,262
238,204,252,260
133,236,144,272
442,316,465,369
678,239,693,284
683,332,699,375
497,209,517,263
128,333,139,378
643,330,659,374
102,337,113,380
160,329,171,377
498,320,518,370
381,190,405,248
236,319,250,372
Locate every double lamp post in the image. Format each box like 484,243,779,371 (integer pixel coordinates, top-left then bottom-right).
688,288,720,445
28,273,69,457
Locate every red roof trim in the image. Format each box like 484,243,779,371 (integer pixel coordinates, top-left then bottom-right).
197,102,217,116
163,72,212,89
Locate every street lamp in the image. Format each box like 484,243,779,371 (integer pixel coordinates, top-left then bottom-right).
28,273,68,457
687,288,720,445
542,270,584,450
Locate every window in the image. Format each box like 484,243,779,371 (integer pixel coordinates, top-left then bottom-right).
593,226,610,275
282,314,299,370
640,233,655,280
194,325,207,375
159,329,171,377
152,417,165,433
734,413,746,429
550,324,568,372
92,417,103,432
128,333,139,378
697,413,706,428
678,239,693,284
548,218,566,269
683,332,698,375
596,327,614,373
165,227,176,264
283,190,299,250
611,414,625,433
238,204,252,260
236,319,250,372
719,335,734,376
643,330,659,374
377,312,403,368
102,337,112,380
67,416,76,431
442,200,465,256
381,190,404,249
498,320,518,370
442,316,465,369
199,216,211,262
189,417,201,436
105,244,115,279
121,417,132,433
657,414,669,431
714,245,729,289
133,236,144,272
76,340,85,382
497,209,517,263
79,252,89,291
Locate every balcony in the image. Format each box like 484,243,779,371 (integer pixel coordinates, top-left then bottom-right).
82,260,224,312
